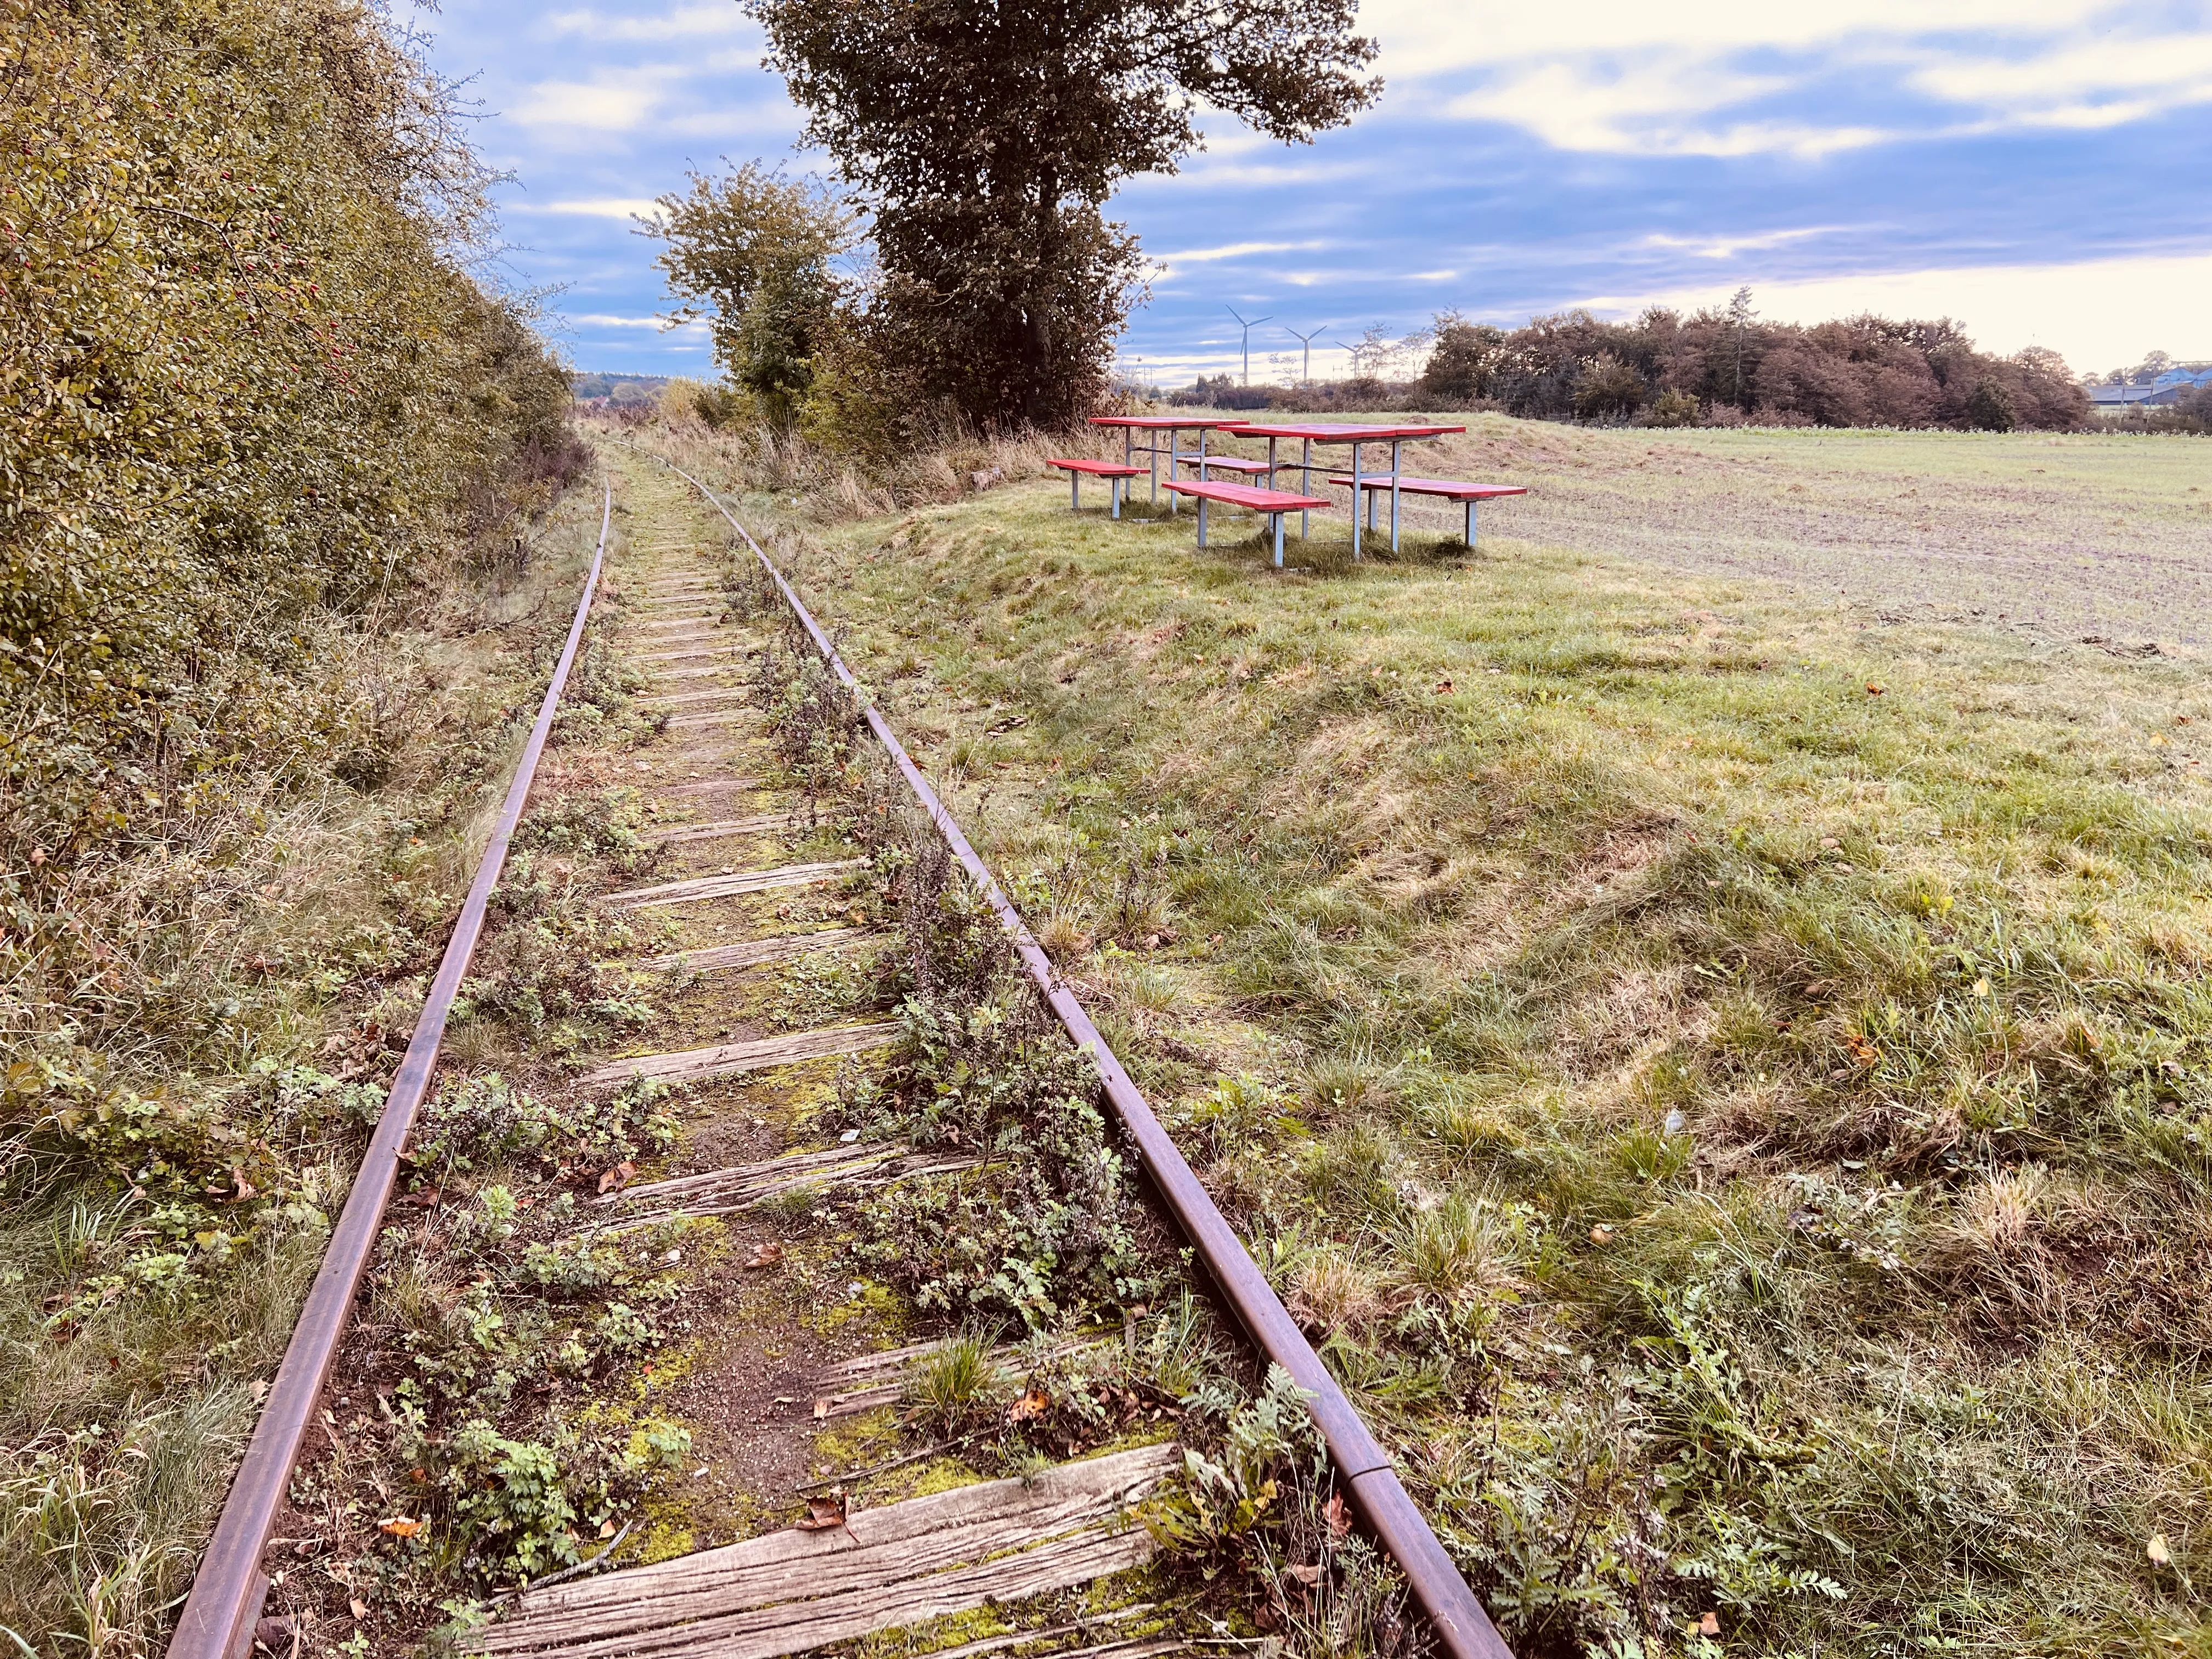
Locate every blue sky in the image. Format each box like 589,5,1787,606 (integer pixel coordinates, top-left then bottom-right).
405,0,2212,383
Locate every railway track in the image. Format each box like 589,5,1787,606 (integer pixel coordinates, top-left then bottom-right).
167,454,1512,1659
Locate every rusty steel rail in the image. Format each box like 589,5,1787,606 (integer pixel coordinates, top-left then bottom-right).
167,484,613,1659
651,455,1514,1659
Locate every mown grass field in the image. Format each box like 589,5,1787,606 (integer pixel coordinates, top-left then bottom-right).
663,415,2212,1655
1123,413,2212,647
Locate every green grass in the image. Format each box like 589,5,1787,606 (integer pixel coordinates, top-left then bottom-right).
668,414,2212,1656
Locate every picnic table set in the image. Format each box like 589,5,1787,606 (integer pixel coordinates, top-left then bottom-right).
1056,417,1526,566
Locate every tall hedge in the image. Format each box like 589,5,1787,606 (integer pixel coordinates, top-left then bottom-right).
1,0,572,868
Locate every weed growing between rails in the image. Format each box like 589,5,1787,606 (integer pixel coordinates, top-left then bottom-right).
701,515,1442,1655
771,461,2212,1654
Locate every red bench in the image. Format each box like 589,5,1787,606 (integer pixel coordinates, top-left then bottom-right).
1047,458,1144,519
1327,475,1528,546
1161,479,1332,567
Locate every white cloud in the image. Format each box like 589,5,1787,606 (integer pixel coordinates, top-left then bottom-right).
541,4,754,42
510,74,672,134
1364,0,2114,74
1154,240,1318,266
530,198,661,220
1640,226,1854,260
568,313,708,332
1570,250,2212,374
1906,31,2212,127
1379,1,2212,156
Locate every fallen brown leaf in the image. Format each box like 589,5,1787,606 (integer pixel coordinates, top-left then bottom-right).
1324,1491,1351,1538
812,1397,830,1420
597,1160,636,1195
350,1597,368,1619
795,1492,848,1532
376,1516,422,1538
1008,1388,1049,1424
1286,1563,1323,1585
746,1241,784,1269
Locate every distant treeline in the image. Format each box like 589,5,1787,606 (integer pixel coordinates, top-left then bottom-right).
572,372,672,403
1173,304,2093,431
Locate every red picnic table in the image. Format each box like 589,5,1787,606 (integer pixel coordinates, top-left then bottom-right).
1220,422,1466,557
1088,415,1247,515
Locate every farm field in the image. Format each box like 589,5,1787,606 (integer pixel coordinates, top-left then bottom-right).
658,415,2212,1653
1146,413,2212,648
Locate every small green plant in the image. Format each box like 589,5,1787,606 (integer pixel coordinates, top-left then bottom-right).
904,1334,1009,1435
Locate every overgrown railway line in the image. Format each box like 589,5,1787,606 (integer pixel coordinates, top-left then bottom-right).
166,456,1511,1659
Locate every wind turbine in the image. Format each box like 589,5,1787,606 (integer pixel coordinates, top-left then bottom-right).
1224,305,1274,387
1283,322,1331,386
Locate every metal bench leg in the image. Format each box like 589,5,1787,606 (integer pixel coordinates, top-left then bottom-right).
1112,477,1123,520
1197,496,1209,548
1071,472,1081,512
1273,513,1285,568
1465,499,1475,546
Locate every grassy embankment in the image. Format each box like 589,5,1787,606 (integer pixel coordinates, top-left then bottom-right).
650,413,2211,1655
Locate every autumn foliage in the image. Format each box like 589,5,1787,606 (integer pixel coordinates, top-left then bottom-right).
1,0,577,873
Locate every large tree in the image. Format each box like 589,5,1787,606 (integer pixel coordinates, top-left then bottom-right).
743,0,1380,428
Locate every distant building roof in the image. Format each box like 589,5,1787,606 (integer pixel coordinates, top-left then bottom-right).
2089,366,2211,407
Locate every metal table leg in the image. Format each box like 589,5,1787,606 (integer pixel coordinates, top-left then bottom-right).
1390,440,1403,552
1168,428,1180,513
1464,499,1475,546
1197,495,1209,548
1070,471,1081,512
1350,440,1363,560
1300,438,1312,539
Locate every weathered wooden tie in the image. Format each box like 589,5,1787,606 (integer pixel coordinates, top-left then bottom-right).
669,708,754,732
471,1444,1178,1659
810,1332,1114,1420
579,1020,899,1089
605,859,864,909
642,686,751,709
642,926,868,973
606,1138,972,1221
642,812,810,847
